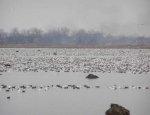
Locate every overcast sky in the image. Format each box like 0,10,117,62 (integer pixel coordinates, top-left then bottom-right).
0,0,150,36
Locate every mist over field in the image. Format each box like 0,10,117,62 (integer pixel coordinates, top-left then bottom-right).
0,28,150,45
0,0,150,45
0,0,150,43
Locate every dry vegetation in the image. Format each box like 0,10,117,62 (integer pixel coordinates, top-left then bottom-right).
0,44,150,49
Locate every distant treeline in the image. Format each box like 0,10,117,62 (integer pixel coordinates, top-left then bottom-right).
0,28,150,45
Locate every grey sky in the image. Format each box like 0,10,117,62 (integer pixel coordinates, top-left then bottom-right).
0,0,150,37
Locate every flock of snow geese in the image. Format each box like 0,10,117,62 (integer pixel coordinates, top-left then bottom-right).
1,84,149,93
1,84,149,99
0,48,150,74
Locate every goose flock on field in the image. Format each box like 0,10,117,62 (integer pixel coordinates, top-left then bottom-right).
0,48,150,74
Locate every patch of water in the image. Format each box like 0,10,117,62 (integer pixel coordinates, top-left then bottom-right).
0,72,150,115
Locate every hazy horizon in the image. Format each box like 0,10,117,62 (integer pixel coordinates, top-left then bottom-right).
0,0,150,37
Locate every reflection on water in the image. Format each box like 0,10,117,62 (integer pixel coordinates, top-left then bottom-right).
0,72,150,115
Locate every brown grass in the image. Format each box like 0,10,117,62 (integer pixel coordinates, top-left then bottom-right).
0,44,150,49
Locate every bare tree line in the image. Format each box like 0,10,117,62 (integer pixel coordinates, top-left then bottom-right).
0,27,150,45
